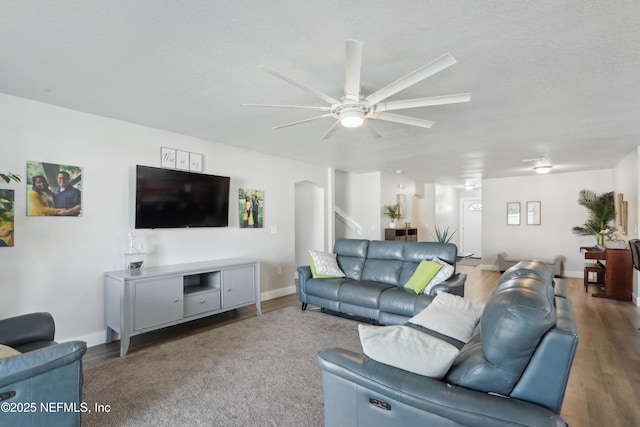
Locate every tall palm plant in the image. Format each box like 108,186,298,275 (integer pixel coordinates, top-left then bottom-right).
572,190,615,244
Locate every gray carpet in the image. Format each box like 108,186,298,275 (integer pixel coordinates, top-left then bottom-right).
82,306,362,426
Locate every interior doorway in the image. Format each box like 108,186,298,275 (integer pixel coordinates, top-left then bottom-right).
460,198,482,257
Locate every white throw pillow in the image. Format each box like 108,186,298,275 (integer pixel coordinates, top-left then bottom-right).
0,344,21,360
409,292,485,343
424,257,455,294
358,324,460,378
308,250,345,278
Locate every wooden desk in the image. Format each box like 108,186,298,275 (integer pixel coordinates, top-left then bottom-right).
581,246,632,301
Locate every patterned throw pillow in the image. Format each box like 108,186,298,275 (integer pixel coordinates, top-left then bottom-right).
424,257,456,294
308,250,345,278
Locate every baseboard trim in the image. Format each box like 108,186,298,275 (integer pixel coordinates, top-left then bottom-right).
261,285,297,301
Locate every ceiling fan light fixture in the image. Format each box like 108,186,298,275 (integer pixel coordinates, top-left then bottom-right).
339,108,365,128
533,165,552,174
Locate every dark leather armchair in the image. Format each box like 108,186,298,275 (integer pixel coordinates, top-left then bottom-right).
0,312,87,427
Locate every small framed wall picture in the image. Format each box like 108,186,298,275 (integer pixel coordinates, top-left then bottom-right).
161,147,176,168
176,150,189,170
190,152,203,172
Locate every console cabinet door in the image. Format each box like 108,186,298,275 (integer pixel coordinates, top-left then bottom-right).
133,276,183,330
221,266,255,308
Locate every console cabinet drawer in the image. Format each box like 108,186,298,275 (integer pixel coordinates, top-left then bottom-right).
184,290,221,317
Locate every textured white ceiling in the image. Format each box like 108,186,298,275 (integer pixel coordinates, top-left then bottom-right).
1,1,639,186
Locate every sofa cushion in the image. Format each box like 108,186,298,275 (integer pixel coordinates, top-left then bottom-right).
338,281,393,308
424,257,455,294
358,324,460,378
498,260,554,285
334,239,369,280
408,292,484,343
308,250,345,278
404,260,443,294
445,276,556,395
379,287,434,317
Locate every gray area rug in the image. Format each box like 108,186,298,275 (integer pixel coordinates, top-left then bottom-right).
82,306,362,426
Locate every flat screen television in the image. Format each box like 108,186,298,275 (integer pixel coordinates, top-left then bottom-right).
135,165,230,229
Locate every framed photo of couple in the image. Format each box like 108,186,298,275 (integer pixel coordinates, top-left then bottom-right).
26,161,83,217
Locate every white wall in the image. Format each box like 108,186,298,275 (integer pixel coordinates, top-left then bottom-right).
0,93,328,345
481,169,614,276
434,184,460,246
335,170,381,241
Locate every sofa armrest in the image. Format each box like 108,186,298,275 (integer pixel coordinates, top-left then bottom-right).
297,266,312,301
427,272,466,297
0,312,55,347
318,348,567,427
0,341,87,388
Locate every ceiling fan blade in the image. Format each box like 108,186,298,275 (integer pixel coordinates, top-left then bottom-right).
344,39,362,99
370,112,436,129
365,54,457,106
272,114,332,130
243,103,331,111
321,120,341,140
258,65,341,105
373,93,471,113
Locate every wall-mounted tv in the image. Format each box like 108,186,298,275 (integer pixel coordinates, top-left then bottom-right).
135,165,230,229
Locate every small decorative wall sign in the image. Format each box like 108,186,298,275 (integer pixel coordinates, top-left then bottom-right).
176,150,189,170
189,153,203,172
161,147,176,168
239,188,264,228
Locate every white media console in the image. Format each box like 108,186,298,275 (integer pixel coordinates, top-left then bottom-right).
104,259,261,357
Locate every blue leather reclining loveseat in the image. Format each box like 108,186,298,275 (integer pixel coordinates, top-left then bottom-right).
317,261,578,427
298,238,467,324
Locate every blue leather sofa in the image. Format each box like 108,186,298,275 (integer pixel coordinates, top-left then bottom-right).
317,261,578,427
0,312,87,427
298,239,467,324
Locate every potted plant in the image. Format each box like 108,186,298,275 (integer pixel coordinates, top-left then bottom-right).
431,225,456,243
572,189,615,246
383,203,403,228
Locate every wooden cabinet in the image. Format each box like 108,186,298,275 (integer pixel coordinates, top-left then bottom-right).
582,247,632,301
385,228,418,241
601,249,633,301
105,259,260,356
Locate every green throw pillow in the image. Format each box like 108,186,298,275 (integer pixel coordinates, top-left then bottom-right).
404,260,443,294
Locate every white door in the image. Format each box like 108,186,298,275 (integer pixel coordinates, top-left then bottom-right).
461,199,482,257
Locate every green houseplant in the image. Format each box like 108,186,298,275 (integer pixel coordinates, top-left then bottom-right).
571,189,615,246
383,203,403,228
431,225,456,243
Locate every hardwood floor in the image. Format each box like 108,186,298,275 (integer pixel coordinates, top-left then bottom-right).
84,265,640,425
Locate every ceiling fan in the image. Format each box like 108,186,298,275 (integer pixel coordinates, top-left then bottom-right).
244,39,471,139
